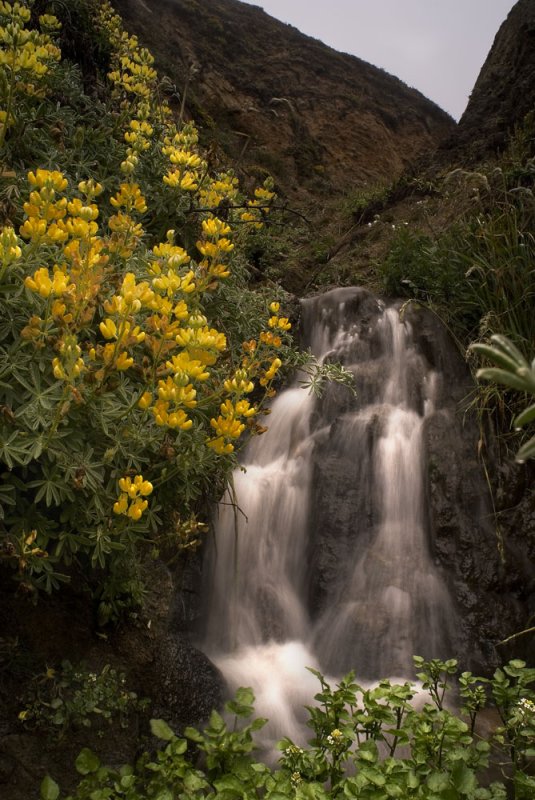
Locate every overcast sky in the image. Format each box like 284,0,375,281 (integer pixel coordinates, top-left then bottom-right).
239,0,517,120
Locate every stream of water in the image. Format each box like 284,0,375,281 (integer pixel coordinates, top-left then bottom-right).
200,287,456,748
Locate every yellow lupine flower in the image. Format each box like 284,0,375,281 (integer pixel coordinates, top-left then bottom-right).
113,493,128,515
202,217,232,238
166,352,210,382
224,368,254,395
116,351,134,371
0,226,22,265
99,318,117,340
19,217,47,241
138,391,153,410
25,267,52,297
78,179,104,198
27,169,67,192
127,498,148,521
207,436,235,455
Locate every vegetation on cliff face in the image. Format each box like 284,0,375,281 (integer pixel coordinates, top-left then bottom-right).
109,0,454,199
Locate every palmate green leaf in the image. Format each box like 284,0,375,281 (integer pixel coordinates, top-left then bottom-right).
27,474,75,507
0,429,40,467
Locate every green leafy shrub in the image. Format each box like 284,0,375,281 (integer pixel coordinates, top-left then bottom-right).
0,0,296,611
42,657,535,800
19,660,148,737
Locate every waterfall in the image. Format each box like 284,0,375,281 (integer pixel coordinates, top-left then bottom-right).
199,287,457,747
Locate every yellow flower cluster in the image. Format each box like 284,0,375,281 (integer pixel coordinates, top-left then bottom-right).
0,1,61,146
240,180,276,228
97,1,157,104
0,225,21,280
113,475,153,521
162,125,205,193
267,301,292,331
5,0,291,534
196,216,234,285
208,398,257,455
21,170,109,338
52,335,84,382
108,183,147,258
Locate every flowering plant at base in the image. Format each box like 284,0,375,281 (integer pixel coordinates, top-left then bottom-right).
41,659,535,800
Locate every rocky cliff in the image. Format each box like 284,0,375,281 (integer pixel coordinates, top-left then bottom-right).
110,0,454,196
441,0,535,162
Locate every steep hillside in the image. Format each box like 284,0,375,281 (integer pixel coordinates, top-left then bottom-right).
442,0,535,162
110,0,454,197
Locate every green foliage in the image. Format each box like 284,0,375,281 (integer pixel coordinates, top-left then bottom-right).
0,0,298,611
44,658,535,800
378,134,535,455
19,660,149,737
470,335,535,462
378,123,535,351
342,184,391,218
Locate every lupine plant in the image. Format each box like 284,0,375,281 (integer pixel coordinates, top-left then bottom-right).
0,0,300,614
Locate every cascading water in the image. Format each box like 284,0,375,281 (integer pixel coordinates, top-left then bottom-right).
199,287,457,746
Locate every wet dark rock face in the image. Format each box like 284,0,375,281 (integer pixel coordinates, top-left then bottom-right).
305,296,531,674
0,560,223,800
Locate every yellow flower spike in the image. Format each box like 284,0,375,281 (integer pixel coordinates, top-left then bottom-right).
118,477,131,493
202,217,232,238
113,494,128,515
25,267,52,297
116,351,134,371
0,226,22,266
167,410,193,430
99,318,117,340
127,498,148,521
102,343,116,365
52,357,65,380
138,391,153,410
20,217,47,241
